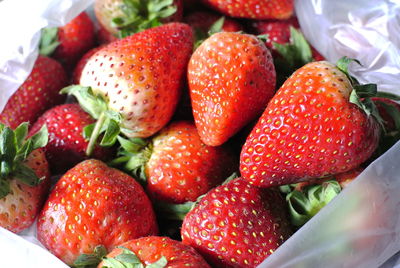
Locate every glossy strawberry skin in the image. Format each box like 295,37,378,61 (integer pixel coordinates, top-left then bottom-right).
184,11,243,33
0,149,50,233
189,32,276,146
29,104,113,175
53,12,95,71
37,159,158,265
240,61,380,187
146,121,237,204
99,236,211,267
80,23,194,138
181,178,292,267
0,56,67,129
202,0,293,19
372,97,400,131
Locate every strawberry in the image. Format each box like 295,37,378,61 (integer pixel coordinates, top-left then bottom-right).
181,177,292,267
240,59,382,187
40,12,95,72
37,159,158,265
188,32,276,146
89,236,211,267
113,121,237,205
250,17,299,51
0,123,50,233
62,23,193,156
184,11,243,33
72,46,104,84
29,104,113,175
95,0,183,38
0,56,67,129
96,24,118,45
202,0,293,20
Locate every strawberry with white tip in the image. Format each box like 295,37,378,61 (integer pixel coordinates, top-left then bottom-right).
0,122,50,233
62,23,194,156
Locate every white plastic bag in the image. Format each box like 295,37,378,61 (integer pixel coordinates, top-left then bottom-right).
261,1,400,267
1,0,400,267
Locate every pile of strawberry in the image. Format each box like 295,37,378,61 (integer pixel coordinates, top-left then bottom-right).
1,0,400,267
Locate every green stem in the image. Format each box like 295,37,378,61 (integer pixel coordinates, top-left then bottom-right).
86,112,106,156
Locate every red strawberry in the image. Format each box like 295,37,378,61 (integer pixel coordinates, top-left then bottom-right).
40,12,95,72
95,236,210,267
250,17,299,51
188,32,276,146
96,24,118,45
181,177,292,267
95,0,183,38
72,46,104,84
37,159,158,265
115,121,237,205
0,123,50,233
0,56,67,129
202,0,293,20
184,11,243,33
240,60,381,187
29,104,113,175
63,23,193,155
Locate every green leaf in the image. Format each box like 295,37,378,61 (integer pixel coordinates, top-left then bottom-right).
146,256,167,268
222,172,239,185
84,123,96,140
155,201,195,220
13,164,43,186
14,122,29,148
39,27,60,56
115,253,141,264
286,180,341,227
100,119,121,147
114,0,178,37
208,17,225,36
15,140,33,163
117,136,148,153
0,178,11,199
354,83,377,98
30,124,48,150
60,85,108,119
74,245,107,268
375,91,400,101
0,126,17,178
289,26,312,64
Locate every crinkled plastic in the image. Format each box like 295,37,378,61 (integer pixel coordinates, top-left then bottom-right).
0,0,400,267
0,0,94,112
260,1,400,267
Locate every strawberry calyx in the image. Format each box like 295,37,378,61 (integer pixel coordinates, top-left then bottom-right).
283,180,342,227
112,0,178,38
336,56,400,132
194,17,225,49
102,246,167,268
0,122,48,198
109,136,151,185
154,172,239,220
61,85,123,156
154,201,195,221
74,245,108,268
39,27,60,56
273,27,314,87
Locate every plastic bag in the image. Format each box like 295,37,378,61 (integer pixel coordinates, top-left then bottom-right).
260,1,400,267
1,0,400,267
